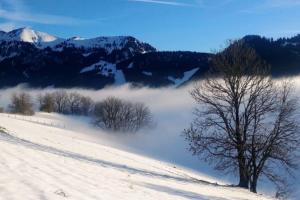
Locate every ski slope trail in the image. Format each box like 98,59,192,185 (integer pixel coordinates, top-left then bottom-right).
0,114,274,200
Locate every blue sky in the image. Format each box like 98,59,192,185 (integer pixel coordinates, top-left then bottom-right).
0,0,299,52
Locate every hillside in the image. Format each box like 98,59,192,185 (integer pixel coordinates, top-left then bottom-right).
0,112,275,200
0,28,210,88
1,28,300,89
240,35,300,76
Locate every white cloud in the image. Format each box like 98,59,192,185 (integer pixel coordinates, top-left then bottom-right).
0,0,90,26
0,22,16,31
128,0,235,8
0,9,88,25
128,0,193,7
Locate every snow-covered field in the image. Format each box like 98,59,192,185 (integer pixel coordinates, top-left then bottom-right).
0,113,274,200
0,83,300,199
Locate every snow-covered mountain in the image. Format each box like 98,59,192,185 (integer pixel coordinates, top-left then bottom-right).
0,28,210,88
0,27,154,54
1,28,299,89
0,27,61,44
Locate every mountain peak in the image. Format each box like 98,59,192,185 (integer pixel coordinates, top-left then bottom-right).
241,35,263,42
5,27,60,44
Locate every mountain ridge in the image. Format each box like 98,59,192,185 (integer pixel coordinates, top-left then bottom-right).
0,28,300,88
0,28,209,88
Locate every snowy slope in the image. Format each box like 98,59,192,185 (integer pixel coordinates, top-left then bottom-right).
1,27,64,48
64,36,147,54
0,28,154,54
0,113,274,200
168,68,199,87
80,60,126,85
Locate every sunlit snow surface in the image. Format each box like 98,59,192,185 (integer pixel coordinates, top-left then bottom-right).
0,113,274,200
80,60,126,85
0,83,288,199
168,68,199,87
0,27,152,54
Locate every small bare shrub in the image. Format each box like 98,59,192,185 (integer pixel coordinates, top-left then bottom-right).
93,97,152,133
52,90,70,114
9,92,34,115
39,93,55,113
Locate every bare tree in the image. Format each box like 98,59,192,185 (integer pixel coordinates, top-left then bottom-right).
0,93,3,113
67,92,94,115
93,97,152,133
94,97,125,131
39,93,55,113
79,96,94,116
247,82,299,193
131,103,153,132
9,92,35,115
184,41,300,193
68,92,82,115
52,90,70,114
38,91,94,116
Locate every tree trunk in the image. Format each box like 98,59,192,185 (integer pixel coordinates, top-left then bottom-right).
238,172,249,189
238,153,249,189
250,176,258,193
